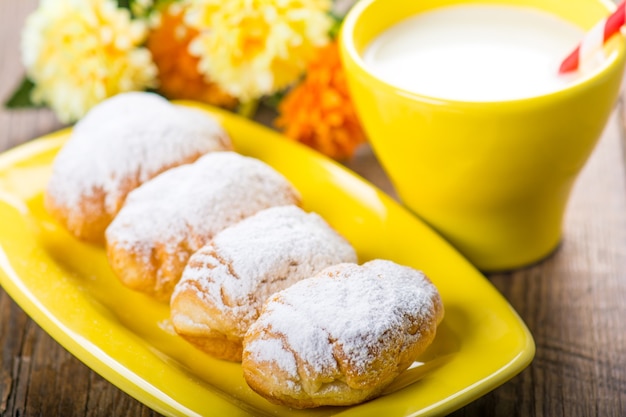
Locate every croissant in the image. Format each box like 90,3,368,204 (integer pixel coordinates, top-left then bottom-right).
46,92,231,243
170,205,357,361
105,152,301,301
242,260,444,408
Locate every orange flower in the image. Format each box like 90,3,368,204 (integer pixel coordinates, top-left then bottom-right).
146,3,237,108
275,41,366,160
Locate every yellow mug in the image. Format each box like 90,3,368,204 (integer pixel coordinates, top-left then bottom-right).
340,0,626,271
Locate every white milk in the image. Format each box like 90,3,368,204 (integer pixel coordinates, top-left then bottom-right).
362,5,602,101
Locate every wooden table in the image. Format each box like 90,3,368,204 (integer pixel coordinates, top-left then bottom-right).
1,1,625,416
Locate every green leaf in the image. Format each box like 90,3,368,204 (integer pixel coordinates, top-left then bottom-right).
263,90,287,109
118,0,170,19
4,77,41,109
237,99,260,119
117,0,132,10
328,12,344,40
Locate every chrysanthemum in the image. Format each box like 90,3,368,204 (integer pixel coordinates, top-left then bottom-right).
21,0,157,123
147,3,237,108
185,0,333,102
275,41,366,160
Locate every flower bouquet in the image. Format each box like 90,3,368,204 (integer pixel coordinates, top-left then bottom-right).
6,0,365,160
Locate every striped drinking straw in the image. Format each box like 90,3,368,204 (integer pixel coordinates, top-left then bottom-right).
559,0,626,74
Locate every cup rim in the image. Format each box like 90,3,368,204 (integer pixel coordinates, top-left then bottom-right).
340,0,626,107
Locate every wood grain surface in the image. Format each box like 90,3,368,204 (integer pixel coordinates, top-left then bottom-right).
1,1,625,416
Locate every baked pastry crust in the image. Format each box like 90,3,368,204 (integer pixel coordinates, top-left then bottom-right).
241,260,444,408
170,205,357,361
105,152,301,301
45,92,231,243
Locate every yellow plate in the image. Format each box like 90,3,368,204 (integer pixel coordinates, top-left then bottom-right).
0,102,534,417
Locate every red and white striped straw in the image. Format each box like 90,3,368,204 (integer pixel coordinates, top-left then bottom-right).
559,0,626,74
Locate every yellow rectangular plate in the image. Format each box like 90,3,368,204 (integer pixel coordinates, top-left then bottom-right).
0,102,534,417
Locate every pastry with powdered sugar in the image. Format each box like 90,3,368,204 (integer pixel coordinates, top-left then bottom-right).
45,92,231,243
105,152,301,301
242,259,444,408
170,205,357,361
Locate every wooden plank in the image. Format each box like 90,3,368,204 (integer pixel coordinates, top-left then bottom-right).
0,5,157,417
0,291,160,416
449,108,626,416
0,0,62,153
1,0,625,416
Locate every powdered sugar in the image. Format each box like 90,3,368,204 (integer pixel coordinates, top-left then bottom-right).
106,152,301,268
244,260,443,384
46,92,231,221
174,205,357,338
245,337,299,378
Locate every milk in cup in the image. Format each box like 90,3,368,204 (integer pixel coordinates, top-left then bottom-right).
362,5,605,101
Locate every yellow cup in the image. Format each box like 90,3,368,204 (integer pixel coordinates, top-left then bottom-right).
340,0,626,271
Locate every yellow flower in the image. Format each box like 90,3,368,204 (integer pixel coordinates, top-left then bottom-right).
185,0,333,102
21,0,157,123
147,3,237,108
275,41,366,160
